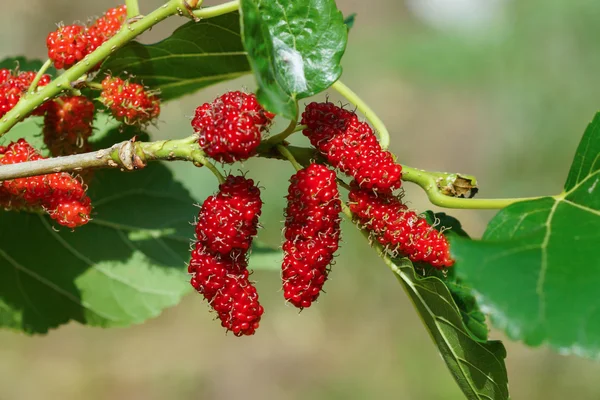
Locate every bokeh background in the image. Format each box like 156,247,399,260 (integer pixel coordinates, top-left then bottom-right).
0,0,598,399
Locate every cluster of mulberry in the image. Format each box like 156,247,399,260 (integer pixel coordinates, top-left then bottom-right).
348,183,453,268
282,164,341,309
183,94,456,336
188,176,264,336
0,139,92,228
0,69,51,118
99,76,160,125
301,102,401,193
43,96,95,157
46,5,127,70
191,91,275,162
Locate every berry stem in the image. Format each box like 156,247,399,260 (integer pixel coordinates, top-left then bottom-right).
85,82,104,90
0,0,182,138
27,59,53,95
265,118,298,145
276,144,303,172
401,165,543,209
191,0,240,19
331,80,391,150
125,0,141,19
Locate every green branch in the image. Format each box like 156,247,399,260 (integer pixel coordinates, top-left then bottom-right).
27,59,52,94
0,135,226,183
192,0,239,19
0,0,183,138
332,80,391,150
125,0,141,19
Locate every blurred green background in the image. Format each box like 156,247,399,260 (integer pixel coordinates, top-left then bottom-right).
0,0,598,398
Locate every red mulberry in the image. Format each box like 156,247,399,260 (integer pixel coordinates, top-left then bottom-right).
99,76,160,125
0,139,92,228
282,164,341,308
348,183,453,268
191,91,275,163
188,175,264,336
301,102,401,193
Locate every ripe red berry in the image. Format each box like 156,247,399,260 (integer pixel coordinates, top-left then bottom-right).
46,24,89,70
99,76,160,125
44,96,95,157
0,69,51,118
188,175,264,336
0,139,92,228
86,5,128,53
191,91,275,163
348,183,454,268
282,164,341,308
301,102,401,193
195,175,262,255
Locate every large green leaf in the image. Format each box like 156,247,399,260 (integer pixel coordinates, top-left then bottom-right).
422,211,489,342
0,162,193,333
101,13,250,101
239,0,348,119
392,259,509,400
452,112,600,357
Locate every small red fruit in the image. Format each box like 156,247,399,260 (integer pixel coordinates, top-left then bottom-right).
282,163,341,308
348,183,454,268
191,91,275,163
99,76,160,125
301,102,402,193
86,5,128,53
46,24,89,70
0,69,51,117
44,96,95,157
0,139,92,228
188,175,264,336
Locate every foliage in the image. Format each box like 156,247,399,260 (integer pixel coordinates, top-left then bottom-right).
0,0,599,399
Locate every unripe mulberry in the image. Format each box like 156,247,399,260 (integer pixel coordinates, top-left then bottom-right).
99,76,160,125
44,96,95,157
191,91,275,163
301,102,401,193
46,24,89,70
282,164,341,308
0,139,92,228
188,175,264,336
348,183,454,268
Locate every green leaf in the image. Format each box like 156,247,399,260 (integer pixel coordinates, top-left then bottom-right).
240,0,348,119
0,57,57,77
393,259,509,400
101,13,250,102
0,159,195,333
421,211,489,342
452,112,600,357
344,13,357,29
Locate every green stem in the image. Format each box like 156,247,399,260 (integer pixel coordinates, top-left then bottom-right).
276,145,303,172
125,0,141,19
265,118,298,145
86,82,104,90
332,80,390,150
0,135,227,184
192,0,239,19
0,0,181,137
27,59,52,94
402,165,541,209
